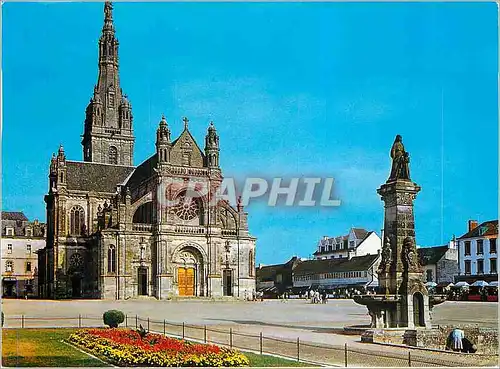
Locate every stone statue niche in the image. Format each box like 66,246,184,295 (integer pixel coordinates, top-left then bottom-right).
354,135,445,330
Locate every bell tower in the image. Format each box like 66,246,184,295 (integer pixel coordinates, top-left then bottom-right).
81,1,135,166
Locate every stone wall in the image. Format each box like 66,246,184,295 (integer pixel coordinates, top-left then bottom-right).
417,325,498,355
436,249,458,283
362,326,498,355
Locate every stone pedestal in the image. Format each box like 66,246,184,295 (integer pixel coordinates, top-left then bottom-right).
361,328,439,347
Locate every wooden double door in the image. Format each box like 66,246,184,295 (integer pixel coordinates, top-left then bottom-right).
178,267,195,296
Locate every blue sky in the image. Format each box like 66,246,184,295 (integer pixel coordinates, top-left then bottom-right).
2,2,498,265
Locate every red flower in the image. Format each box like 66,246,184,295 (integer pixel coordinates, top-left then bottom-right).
81,329,221,354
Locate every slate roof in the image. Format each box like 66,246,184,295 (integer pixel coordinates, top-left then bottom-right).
2,212,45,237
66,161,135,193
352,228,369,239
314,231,375,255
256,264,285,281
458,220,498,240
293,254,379,275
125,154,158,190
2,212,29,221
417,245,449,266
256,257,300,281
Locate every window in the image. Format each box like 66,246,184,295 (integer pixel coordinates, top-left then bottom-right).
70,206,86,236
109,146,118,165
25,228,32,237
490,239,497,254
349,241,355,248
5,260,13,272
249,250,254,277
26,244,31,253
464,241,471,256
26,262,32,272
109,92,115,108
7,244,12,254
464,260,471,275
426,269,433,282
6,228,13,236
477,240,484,255
477,259,484,274
490,259,497,274
108,245,116,273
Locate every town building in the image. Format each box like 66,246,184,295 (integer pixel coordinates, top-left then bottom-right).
255,257,301,296
2,212,46,297
417,240,458,285
314,228,381,260
292,253,380,294
456,220,498,284
37,2,256,300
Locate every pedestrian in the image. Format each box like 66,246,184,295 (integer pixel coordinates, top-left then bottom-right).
315,290,320,304
447,328,465,352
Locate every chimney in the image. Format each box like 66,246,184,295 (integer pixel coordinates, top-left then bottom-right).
468,220,478,232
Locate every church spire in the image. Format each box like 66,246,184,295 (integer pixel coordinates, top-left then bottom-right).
99,1,119,72
204,121,220,168
82,1,135,166
103,1,114,33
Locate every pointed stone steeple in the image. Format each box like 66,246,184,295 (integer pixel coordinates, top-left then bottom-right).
156,114,171,164
204,121,219,168
82,1,135,166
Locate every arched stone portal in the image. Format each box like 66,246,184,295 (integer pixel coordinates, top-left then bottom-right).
413,292,425,327
173,245,205,297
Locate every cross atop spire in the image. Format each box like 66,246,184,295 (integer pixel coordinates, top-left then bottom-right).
183,117,189,130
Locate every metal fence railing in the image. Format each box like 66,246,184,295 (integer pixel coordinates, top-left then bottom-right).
3,315,497,367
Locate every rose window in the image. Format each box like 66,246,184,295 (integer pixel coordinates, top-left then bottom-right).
173,195,200,221
70,253,83,269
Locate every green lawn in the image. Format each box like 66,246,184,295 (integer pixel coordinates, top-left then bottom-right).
244,352,315,367
2,328,108,367
2,328,316,367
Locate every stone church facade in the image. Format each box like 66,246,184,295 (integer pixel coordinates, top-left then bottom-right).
37,2,257,300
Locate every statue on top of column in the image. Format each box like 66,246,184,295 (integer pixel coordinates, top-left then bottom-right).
389,135,411,181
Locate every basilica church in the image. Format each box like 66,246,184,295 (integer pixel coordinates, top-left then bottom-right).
37,2,257,300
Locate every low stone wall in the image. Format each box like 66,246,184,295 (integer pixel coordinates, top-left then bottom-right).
417,325,498,355
361,326,498,355
361,328,414,346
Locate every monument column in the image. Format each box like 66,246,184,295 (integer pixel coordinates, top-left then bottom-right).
376,135,431,329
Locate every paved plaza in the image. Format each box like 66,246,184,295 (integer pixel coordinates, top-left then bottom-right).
2,298,498,329
2,299,498,366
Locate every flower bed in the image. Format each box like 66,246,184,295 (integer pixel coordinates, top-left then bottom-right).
68,328,249,367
